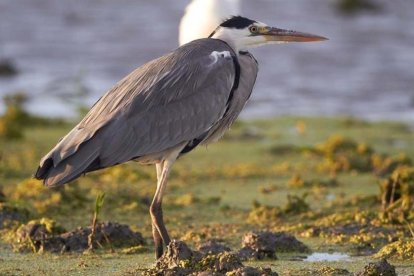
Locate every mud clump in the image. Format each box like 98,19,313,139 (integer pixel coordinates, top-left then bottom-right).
356,259,396,276
145,240,278,276
247,195,311,224
318,267,351,275
63,221,145,251
375,240,414,261
314,135,373,174
379,166,414,223
311,135,412,176
155,240,196,271
10,221,144,253
239,231,310,260
11,218,66,252
197,240,231,255
205,251,244,273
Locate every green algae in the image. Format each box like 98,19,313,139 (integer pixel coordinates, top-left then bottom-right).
247,194,310,224
375,240,414,261
1,116,414,274
379,166,414,223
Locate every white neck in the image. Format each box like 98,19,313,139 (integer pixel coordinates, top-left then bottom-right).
211,28,246,52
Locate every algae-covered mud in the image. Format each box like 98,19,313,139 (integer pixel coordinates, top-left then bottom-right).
0,116,413,275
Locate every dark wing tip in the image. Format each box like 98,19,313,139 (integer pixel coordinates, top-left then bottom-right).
34,158,53,180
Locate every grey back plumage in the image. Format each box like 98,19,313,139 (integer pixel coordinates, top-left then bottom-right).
36,38,256,187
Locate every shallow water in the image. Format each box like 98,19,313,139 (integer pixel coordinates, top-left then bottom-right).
1,0,414,121
304,252,351,262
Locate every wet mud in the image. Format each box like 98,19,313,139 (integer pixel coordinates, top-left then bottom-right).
144,240,278,276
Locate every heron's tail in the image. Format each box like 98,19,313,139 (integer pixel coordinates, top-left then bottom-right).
35,131,102,187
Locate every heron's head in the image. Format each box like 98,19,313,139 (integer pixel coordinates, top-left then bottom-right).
210,16,327,51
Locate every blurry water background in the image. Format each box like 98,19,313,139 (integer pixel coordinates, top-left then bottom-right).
0,0,413,121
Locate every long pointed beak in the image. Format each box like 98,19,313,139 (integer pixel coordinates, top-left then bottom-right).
262,27,328,43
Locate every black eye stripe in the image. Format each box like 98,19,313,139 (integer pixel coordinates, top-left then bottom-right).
220,16,257,29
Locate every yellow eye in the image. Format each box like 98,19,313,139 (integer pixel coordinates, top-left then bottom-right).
249,26,259,33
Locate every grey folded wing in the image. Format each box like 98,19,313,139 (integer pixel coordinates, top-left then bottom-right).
35,39,237,186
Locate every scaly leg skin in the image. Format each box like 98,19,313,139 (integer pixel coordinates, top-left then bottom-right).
151,162,165,259
152,222,164,259
150,155,179,259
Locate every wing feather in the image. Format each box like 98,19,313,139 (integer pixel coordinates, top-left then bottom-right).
36,39,237,186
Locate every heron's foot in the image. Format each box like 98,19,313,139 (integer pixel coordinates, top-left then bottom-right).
153,235,172,259
155,242,163,259
152,222,165,259
150,207,171,259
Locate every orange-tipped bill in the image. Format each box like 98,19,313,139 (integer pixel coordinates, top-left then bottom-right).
262,27,328,43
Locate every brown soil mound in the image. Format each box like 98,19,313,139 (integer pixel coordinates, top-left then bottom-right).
356,259,397,276
239,231,310,260
375,240,414,260
145,240,278,276
13,221,144,253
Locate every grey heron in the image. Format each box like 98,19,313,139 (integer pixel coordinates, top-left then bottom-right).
35,16,327,259
179,0,240,45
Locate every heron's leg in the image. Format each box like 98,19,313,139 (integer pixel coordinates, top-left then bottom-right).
150,158,175,258
151,162,164,259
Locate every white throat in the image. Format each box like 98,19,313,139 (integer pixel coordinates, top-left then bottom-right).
211,28,247,52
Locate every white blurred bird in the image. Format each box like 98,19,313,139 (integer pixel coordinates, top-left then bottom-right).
179,0,240,45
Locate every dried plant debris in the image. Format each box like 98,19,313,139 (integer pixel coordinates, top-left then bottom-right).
8,220,144,253
144,240,278,276
238,231,310,260
375,240,414,261
355,259,397,276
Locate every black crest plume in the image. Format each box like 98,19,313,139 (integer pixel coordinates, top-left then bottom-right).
220,16,256,29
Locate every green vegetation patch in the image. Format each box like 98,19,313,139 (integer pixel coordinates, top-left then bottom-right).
375,240,414,261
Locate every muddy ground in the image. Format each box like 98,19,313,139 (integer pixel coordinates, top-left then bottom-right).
0,116,414,275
